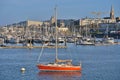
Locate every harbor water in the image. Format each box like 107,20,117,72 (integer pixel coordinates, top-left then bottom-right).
0,43,120,80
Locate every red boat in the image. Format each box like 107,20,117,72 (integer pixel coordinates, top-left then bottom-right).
37,7,82,72
37,59,82,72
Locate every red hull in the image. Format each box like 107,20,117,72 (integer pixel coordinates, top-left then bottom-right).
37,64,81,71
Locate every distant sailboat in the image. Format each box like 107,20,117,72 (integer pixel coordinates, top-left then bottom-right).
102,26,115,44
77,23,95,45
37,7,82,72
79,37,95,45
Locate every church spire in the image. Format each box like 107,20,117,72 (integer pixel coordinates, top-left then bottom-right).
110,5,114,19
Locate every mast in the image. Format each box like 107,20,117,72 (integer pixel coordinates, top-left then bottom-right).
54,7,72,64
55,6,58,61
85,24,87,37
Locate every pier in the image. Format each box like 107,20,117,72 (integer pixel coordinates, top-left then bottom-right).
1,45,67,49
95,42,120,46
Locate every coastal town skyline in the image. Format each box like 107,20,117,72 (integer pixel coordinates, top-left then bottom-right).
0,0,120,26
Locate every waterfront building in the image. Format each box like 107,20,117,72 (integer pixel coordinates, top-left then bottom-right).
50,16,55,26
0,38,4,45
6,20,43,27
99,23,117,32
0,27,7,34
116,17,120,22
60,20,65,27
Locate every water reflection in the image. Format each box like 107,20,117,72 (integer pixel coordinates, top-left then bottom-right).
38,71,81,80
38,71,81,76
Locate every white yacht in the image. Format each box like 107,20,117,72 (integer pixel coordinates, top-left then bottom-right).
102,36,114,44
79,37,95,45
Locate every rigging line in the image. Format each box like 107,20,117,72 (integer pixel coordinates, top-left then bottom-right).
66,45,72,60
37,44,45,63
58,44,70,60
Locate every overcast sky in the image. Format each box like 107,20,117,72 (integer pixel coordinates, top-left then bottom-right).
0,0,120,26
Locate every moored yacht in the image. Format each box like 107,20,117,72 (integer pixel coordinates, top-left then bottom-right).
79,37,95,45
102,36,114,44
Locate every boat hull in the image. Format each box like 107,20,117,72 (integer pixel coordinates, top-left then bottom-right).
37,64,81,72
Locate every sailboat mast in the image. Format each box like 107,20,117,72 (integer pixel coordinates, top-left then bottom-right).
85,24,87,37
55,7,58,60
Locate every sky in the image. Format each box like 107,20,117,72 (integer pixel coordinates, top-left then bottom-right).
0,0,120,26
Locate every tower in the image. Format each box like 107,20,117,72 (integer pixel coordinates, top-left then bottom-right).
50,16,55,25
110,5,114,19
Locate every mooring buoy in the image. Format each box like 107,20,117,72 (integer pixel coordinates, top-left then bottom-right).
21,67,26,73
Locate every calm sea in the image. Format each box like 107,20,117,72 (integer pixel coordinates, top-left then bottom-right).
0,43,120,80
